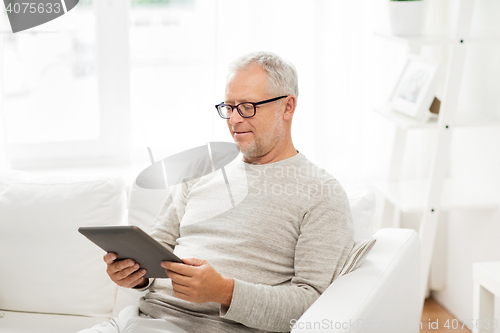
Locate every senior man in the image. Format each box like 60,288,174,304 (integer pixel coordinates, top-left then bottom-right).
82,51,354,333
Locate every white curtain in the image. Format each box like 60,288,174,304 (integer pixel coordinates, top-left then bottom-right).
0,106,8,170
210,0,392,194
0,103,8,169
0,9,10,170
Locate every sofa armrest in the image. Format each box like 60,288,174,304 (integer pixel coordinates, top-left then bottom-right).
291,228,420,333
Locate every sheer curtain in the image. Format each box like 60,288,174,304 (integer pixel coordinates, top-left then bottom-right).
0,9,9,170
0,99,8,170
0,103,8,170
209,0,392,192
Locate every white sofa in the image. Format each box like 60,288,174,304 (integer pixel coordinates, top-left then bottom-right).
0,170,420,333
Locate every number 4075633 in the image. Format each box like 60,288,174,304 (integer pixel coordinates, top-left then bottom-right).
5,2,61,14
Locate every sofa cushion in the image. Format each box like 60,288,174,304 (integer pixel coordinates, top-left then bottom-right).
127,181,169,233
347,189,376,241
0,310,108,333
339,238,377,276
0,171,126,318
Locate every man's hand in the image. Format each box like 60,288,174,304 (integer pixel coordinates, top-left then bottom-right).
161,258,234,306
103,252,148,289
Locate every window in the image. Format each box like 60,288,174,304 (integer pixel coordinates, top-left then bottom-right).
0,0,130,168
128,0,216,165
2,0,98,144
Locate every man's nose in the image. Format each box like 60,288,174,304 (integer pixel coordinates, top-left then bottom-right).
228,108,244,124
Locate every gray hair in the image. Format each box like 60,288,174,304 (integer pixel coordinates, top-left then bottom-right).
228,51,299,98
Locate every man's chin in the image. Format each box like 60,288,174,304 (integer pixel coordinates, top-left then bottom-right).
234,141,257,157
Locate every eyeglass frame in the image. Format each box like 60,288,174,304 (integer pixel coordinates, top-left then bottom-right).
215,95,288,119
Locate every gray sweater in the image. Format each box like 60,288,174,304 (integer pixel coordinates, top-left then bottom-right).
139,151,354,333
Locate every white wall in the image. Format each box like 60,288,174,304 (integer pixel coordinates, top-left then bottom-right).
432,0,500,325
431,0,500,322
376,0,500,326
434,209,500,330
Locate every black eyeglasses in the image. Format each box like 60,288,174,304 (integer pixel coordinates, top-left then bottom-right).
215,95,288,119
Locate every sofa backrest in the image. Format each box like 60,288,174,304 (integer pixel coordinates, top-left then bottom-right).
0,170,126,318
347,189,376,241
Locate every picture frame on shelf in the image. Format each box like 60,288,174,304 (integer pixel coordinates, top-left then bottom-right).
389,55,441,122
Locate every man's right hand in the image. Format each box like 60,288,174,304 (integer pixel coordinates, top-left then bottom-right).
103,252,148,289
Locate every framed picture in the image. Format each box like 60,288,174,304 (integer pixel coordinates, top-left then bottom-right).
390,55,441,122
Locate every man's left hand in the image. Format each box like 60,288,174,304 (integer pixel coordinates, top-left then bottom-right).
161,258,234,306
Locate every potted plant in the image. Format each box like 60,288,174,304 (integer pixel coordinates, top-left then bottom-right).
388,0,425,36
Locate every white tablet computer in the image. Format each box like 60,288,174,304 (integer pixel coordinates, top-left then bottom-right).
78,226,182,278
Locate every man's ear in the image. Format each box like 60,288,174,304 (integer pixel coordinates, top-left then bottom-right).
283,95,296,121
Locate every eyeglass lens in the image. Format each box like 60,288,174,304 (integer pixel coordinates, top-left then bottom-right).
219,103,255,118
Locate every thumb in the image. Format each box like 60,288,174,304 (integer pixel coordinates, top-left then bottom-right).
182,257,206,266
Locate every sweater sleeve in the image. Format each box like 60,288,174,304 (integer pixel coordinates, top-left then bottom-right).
219,181,355,332
149,182,187,252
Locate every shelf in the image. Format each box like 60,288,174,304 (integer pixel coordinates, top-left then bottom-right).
468,30,500,44
374,30,500,46
374,31,453,46
369,178,500,213
452,112,500,128
373,106,500,129
374,106,438,129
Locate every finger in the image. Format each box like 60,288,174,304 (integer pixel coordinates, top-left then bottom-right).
103,252,117,265
161,262,193,277
171,279,189,290
107,259,135,276
125,269,147,288
116,268,146,288
112,263,140,281
181,257,205,266
166,270,190,286
130,275,148,289
109,259,136,275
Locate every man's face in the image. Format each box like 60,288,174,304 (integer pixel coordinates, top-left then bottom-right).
224,65,286,161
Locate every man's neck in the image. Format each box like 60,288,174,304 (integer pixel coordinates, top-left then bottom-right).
242,143,298,165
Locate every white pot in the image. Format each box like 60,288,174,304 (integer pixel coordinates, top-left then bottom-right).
388,1,424,36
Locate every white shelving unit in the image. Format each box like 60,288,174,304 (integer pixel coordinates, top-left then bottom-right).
374,105,500,129
372,178,500,213
370,0,500,314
